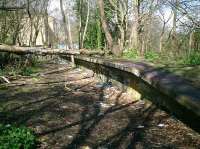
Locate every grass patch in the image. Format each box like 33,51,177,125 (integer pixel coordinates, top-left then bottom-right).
0,124,37,149
122,49,200,67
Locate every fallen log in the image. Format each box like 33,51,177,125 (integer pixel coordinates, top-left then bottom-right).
80,49,105,56
0,45,105,56
0,44,80,55
0,6,25,11
35,67,72,76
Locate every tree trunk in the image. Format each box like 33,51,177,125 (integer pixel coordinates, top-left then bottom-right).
159,35,163,53
129,0,140,50
117,0,127,55
78,0,83,49
98,0,113,52
66,10,73,48
189,29,194,54
171,0,179,55
60,0,72,49
44,9,49,47
27,0,33,46
159,23,166,53
81,0,90,48
32,29,39,46
0,44,80,55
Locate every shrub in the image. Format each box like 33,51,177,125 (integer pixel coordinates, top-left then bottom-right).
0,124,36,149
0,54,41,77
144,51,160,61
20,67,35,76
123,49,139,59
20,65,41,76
182,51,200,65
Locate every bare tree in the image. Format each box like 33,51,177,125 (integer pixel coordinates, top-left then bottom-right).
60,0,73,49
158,7,173,52
81,0,90,49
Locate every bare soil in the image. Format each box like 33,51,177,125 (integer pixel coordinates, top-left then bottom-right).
0,60,199,149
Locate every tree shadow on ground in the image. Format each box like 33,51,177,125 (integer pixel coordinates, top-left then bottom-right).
1,64,198,148
0,77,169,149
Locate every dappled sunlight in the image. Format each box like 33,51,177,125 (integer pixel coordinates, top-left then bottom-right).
0,62,200,148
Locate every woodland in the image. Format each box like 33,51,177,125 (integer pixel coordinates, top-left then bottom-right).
0,0,200,148
0,0,199,63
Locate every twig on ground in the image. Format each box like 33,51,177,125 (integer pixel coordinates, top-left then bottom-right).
0,76,10,83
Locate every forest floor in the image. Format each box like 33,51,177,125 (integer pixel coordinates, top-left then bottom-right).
0,59,200,149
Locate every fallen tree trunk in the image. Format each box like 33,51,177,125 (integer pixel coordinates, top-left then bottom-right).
0,45,105,56
0,44,80,55
80,49,105,56
0,6,25,11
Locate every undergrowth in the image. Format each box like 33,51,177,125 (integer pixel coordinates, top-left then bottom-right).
0,54,41,76
0,124,37,149
0,65,40,77
122,49,139,60
144,51,160,62
182,51,200,65
123,49,160,62
122,49,200,66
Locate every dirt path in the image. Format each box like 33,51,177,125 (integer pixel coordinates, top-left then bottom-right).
0,60,200,149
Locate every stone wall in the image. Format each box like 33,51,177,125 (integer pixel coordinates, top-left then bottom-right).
63,55,200,133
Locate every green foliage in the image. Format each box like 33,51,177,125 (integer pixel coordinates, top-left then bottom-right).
0,124,36,149
182,51,200,65
123,49,161,63
20,67,39,76
84,20,105,49
0,65,40,77
123,49,139,60
144,51,160,61
83,7,105,49
0,11,24,45
0,53,41,77
0,67,18,76
0,85,8,90
194,28,200,41
104,0,115,21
